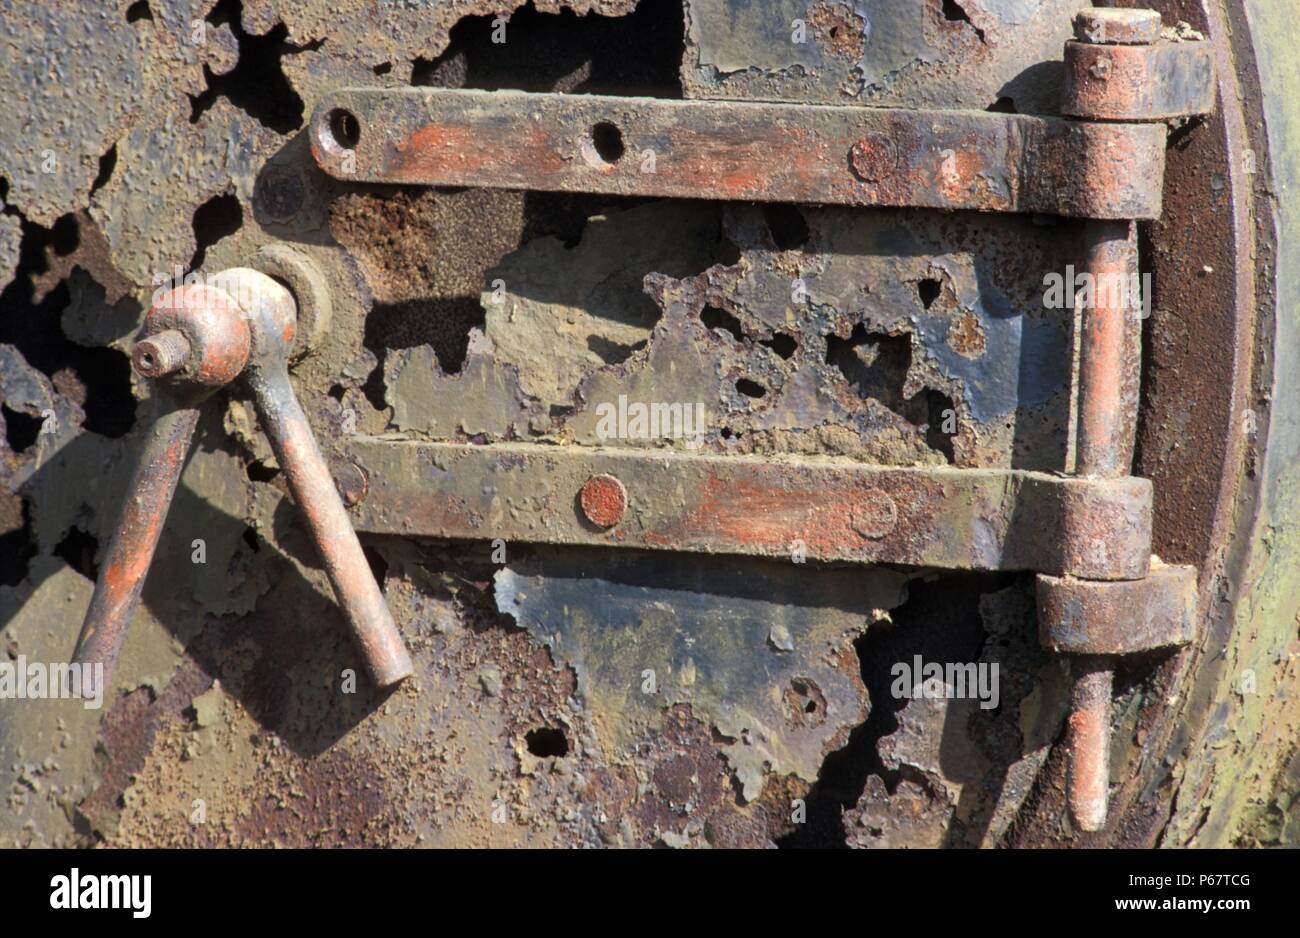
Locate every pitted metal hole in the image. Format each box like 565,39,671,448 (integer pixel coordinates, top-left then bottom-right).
525,726,570,758
581,121,625,169
328,108,361,150
785,678,828,727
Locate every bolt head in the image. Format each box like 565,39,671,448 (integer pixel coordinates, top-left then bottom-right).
254,165,306,224
334,460,369,507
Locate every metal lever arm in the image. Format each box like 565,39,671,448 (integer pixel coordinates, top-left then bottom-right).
73,287,249,690
220,269,412,687
73,273,412,692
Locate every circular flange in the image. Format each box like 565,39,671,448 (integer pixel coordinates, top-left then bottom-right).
249,243,333,363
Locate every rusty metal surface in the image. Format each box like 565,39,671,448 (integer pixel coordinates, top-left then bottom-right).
1063,38,1216,123
496,547,910,803
1064,657,1111,833
71,402,202,691
1074,222,1139,478
1053,217,1141,833
349,439,1153,579
310,88,1169,219
1074,9,1163,45
680,0,1081,114
383,201,1099,474
1008,0,1273,849
1035,561,1198,656
578,473,629,528
0,0,1293,853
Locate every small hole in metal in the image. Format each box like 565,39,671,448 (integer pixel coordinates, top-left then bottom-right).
590,122,624,164
328,108,361,149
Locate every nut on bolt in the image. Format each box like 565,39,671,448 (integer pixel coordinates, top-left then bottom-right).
132,329,191,378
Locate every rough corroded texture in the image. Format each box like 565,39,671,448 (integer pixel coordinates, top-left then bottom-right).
350,439,1154,579
394,202,1093,474
578,473,628,528
0,0,235,227
312,87,1169,219
0,0,1292,851
844,579,1069,847
1036,561,1197,656
681,0,1081,114
1074,9,1163,45
1064,656,1112,833
1062,39,1216,122
496,547,910,802
0,213,21,288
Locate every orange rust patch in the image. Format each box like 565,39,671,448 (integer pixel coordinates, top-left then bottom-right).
947,308,987,358
807,1,867,59
397,123,563,180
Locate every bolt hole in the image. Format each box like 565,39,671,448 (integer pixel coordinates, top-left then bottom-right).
917,278,942,310
589,122,625,164
327,108,361,149
786,678,826,725
701,304,744,342
525,726,569,757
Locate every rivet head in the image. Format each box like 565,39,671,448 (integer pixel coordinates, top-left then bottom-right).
254,164,306,223
579,474,628,529
334,460,370,507
851,491,897,540
849,133,898,183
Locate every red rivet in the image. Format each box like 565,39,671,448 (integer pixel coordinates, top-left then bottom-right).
580,474,628,528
